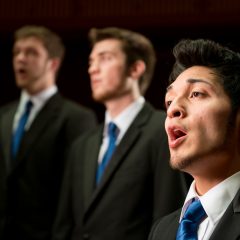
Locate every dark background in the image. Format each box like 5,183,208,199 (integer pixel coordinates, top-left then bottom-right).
1,0,240,121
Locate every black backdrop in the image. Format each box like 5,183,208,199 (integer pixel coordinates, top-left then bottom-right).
1,20,240,122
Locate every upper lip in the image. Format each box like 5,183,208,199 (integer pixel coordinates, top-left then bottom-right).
15,66,27,74
167,125,187,142
90,75,100,82
91,78,101,86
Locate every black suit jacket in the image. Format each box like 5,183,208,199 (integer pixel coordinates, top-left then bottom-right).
148,188,240,240
0,93,97,240
53,102,189,240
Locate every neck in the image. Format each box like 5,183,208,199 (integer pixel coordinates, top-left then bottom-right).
105,93,140,118
193,161,240,195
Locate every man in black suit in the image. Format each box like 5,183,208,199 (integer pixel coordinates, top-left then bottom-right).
0,25,97,240
149,39,240,240
52,27,189,240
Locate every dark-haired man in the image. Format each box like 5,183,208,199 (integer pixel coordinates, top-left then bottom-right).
149,39,240,240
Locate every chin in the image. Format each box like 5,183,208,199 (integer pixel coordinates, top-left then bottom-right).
170,154,194,171
16,82,27,89
92,92,114,103
92,93,104,103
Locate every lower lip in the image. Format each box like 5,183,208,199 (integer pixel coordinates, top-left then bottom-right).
16,72,27,78
91,81,100,87
169,135,186,148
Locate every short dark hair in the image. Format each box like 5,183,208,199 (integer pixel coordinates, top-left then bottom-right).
88,27,156,95
170,39,240,111
14,25,65,61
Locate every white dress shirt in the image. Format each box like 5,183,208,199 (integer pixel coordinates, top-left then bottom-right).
98,96,145,164
13,85,58,132
179,171,240,240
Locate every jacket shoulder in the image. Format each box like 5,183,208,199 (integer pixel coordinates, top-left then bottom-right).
149,209,180,240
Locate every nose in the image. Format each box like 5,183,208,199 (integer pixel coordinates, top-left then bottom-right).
14,51,26,62
167,99,186,119
88,60,99,75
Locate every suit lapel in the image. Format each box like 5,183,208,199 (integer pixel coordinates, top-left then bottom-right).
84,103,154,218
12,93,63,170
165,211,181,239
150,209,180,240
209,188,240,240
82,127,102,208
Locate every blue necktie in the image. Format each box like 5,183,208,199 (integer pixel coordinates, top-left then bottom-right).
176,199,207,240
96,122,118,184
11,100,33,159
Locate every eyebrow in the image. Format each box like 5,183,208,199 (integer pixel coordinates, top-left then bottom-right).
166,78,213,92
89,50,114,62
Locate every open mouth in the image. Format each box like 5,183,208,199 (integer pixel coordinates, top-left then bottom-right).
173,128,186,139
17,68,27,74
167,126,187,148
15,68,28,79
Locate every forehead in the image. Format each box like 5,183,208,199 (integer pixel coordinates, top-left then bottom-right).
90,39,123,56
13,36,45,50
167,66,224,94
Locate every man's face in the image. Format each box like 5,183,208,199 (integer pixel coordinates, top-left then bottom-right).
88,39,131,103
13,36,53,94
165,66,236,177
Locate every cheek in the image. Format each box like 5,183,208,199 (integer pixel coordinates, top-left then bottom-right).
29,59,40,68
201,109,231,140
106,67,125,86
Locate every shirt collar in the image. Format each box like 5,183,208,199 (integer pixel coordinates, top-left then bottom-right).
21,85,58,107
103,96,145,138
180,171,240,226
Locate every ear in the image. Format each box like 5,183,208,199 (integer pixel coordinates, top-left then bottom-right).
49,58,61,73
129,60,146,80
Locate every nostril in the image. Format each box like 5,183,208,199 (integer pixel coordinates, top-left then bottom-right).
173,111,181,117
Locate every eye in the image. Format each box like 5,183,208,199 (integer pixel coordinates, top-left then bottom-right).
100,54,113,62
165,100,172,108
190,91,205,98
25,48,39,57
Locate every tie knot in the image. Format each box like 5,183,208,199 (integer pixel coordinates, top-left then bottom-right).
25,100,33,113
108,122,118,139
183,199,206,224
176,199,207,239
